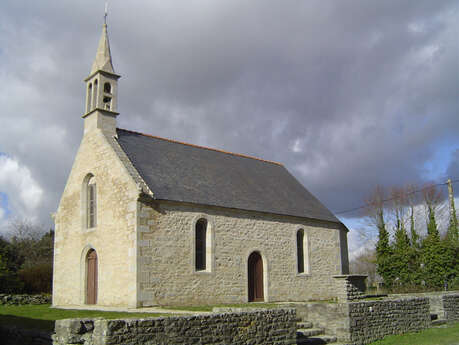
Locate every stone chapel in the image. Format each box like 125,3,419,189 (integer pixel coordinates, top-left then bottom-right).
52,22,351,308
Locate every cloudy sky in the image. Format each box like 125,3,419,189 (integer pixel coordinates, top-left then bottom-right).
0,1,458,253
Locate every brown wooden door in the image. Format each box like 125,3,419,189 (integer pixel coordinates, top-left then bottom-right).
86,249,98,305
248,252,264,302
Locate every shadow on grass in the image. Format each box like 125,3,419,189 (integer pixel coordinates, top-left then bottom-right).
0,314,55,332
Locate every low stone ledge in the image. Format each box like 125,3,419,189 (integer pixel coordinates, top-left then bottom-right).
0,293,51,305
53,308,297,345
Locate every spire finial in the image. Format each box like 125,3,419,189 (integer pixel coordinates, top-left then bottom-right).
89,8,115,75
104,1,108,25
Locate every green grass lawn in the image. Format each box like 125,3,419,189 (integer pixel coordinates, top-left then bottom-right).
0,304,165,332
161,302,280,312
369,322,459,345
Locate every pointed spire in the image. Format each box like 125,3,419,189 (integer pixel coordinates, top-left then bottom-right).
90,23,115,75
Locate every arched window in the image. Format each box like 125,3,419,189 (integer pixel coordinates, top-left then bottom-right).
297,229,305,273
297,229,309,274
87,83,93,112
86,176,97,229
93,79,98,109
195,219,207,271
104,82,111,93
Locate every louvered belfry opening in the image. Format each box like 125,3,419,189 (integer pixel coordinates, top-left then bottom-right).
195,219,207,271
86,249,98,305
248,252,264,302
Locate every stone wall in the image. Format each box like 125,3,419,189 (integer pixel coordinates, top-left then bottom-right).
389,291,459,320
281,302,351,340
138,199,348,306
282,297,431,345
0,294,51,305
348,297,431,345
53,128,139,308
333,275,367,302
443,293,459,320
52,308,297,345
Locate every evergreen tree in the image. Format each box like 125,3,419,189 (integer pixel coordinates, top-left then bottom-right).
426,204,439,238
390,186,414,288
374,204,396,287
366,187,398,288
392,220,411,286
0,237,23,293
446,180,458,242
409,205,420,249
421,185,449,288
444,180,459,288
407,204,422,286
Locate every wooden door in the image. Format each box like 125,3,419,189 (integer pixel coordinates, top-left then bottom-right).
248,252,264,302
86,249,98,305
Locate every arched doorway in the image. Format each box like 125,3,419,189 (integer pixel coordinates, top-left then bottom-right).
248,252,264,302
86,249,98,304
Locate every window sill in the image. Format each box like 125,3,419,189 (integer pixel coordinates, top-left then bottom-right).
194,270,213,275
296,273,312,277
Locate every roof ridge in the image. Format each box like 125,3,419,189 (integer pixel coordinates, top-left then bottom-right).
117,128,283,166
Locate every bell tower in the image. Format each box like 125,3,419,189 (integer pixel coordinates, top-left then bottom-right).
83,19,120,135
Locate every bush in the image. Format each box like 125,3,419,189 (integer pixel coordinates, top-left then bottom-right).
18,263,53,294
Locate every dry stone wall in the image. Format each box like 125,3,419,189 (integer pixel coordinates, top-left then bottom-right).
282,297,432,345
348,297,431,345
52,308,297,345
0,294,51,305
443,293,459,321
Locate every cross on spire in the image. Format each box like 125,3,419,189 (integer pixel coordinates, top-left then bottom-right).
104,1,108,25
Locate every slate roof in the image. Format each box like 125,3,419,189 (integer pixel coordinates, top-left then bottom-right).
116,128,340,223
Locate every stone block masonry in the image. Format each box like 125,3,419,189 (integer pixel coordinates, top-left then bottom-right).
52,308,297,345
443,293,459,321
348,297,431,345
282,297,432,345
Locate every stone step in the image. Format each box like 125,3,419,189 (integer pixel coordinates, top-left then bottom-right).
432,319,448,326
296,334,338,344
297,321,313,329
297,328,325,337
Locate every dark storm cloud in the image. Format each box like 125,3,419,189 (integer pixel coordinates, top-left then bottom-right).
0,0,457,230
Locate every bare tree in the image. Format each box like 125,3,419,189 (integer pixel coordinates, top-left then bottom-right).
422,183,443,237
350,248,377,287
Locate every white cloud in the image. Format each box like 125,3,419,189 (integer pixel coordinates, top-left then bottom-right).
0,155,43,229
290,138,302,153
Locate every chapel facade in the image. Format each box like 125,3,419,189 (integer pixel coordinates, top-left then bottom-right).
52,23,350,308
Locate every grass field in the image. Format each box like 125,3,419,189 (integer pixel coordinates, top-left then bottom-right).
369,322,459,345
0,304,165,332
